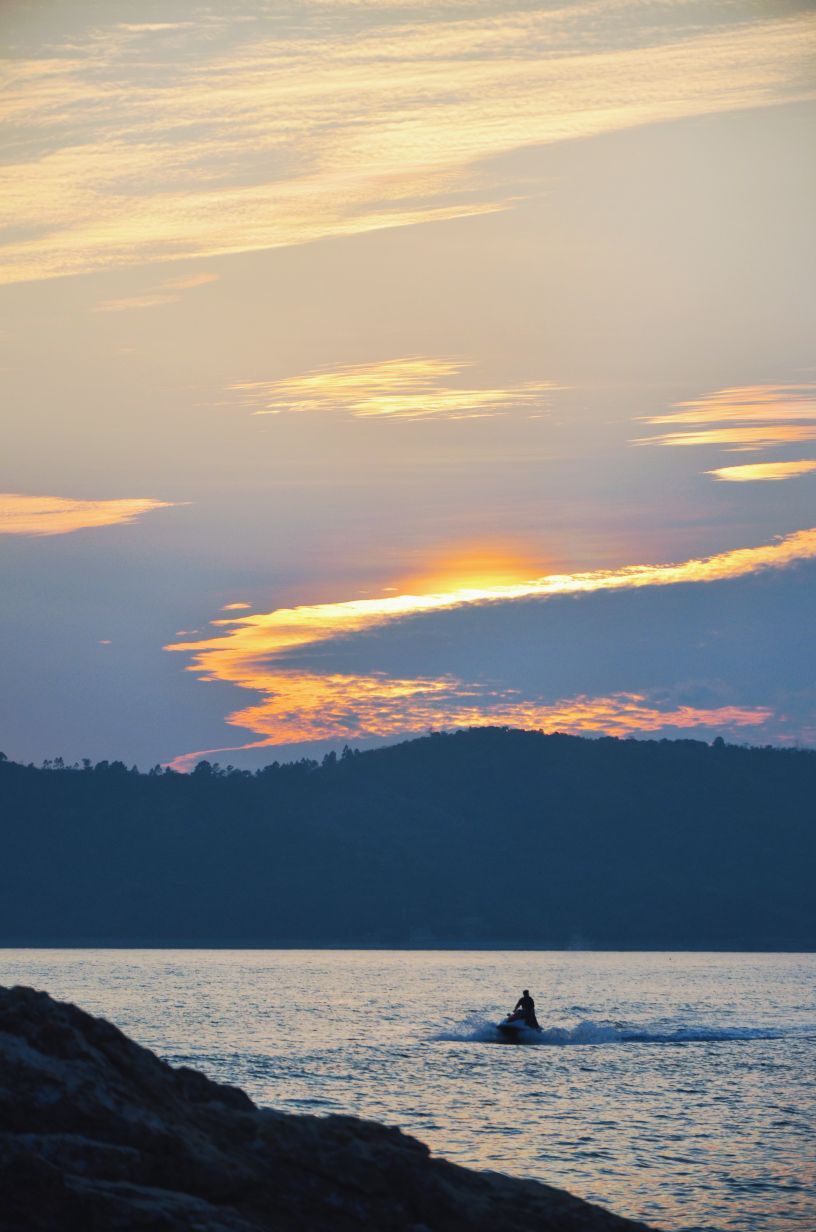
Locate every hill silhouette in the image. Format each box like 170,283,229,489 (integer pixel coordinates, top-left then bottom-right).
1,729,814,949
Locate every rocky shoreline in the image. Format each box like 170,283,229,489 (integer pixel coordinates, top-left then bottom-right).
0,985,657,1231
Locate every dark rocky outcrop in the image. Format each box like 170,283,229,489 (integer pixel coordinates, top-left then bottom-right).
0,985,657,1231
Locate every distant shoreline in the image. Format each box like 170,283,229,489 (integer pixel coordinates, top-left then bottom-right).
4,730,814,952
2,942,815,953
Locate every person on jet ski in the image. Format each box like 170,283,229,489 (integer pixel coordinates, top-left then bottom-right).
513,989,539,1029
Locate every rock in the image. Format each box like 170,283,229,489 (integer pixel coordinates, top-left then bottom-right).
0,986,658,1231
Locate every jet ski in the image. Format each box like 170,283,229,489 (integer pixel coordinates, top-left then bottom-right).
496,1011,541,1040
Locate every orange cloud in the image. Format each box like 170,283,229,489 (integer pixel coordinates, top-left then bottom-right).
228,678,771,748
171,526,816,670
167,674,771,771
636,384,816,452
229,358,559,421
0,493,174,536
165,527,816,766
707,460,816,483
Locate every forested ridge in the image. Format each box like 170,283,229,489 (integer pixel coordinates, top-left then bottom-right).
1,728,814,948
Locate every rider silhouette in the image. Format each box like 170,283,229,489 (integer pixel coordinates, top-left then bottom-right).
514,989,539,1029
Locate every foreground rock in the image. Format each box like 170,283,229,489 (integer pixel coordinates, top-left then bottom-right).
0,986,656,1231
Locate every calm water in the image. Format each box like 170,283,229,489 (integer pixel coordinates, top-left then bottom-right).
3,949,814,1232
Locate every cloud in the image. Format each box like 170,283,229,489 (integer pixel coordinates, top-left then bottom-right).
2,5,812,282
116,23,197,34
0,493,175,536
645,384,816,426
229,358,559,420
172,526,816,664
637,425,816,452
221,601,253,610
92,293,179,314
92,272,219,313
707,460,816,482
161,272,219,291
166,680,771,771
635,383,816,451
165,526,816,765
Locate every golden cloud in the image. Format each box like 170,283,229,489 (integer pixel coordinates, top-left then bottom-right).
229,358,558,420
636,425,816,452
165,527,816,765
0,493,175,536
707,460,816,483
2,6,812,282
645,384,816,426
636,383,816,451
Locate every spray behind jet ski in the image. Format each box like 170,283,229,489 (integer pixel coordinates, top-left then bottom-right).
496,1011,542,1041
497,989,542,1041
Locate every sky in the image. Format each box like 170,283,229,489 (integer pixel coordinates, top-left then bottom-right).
1,0,815,770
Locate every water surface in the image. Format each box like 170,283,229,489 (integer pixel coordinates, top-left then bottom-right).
3,949,814,1232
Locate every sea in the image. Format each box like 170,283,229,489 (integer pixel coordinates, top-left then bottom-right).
3,949,814,1232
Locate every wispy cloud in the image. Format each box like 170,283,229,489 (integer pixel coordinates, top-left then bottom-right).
92,293,179,314
635,384,816,452
637,425,816,452
92,271,218,313
645,384,816,426
707,460,816,483
117,23,197,35
2,5,812,282
162,272,219,292
0,493,175,536
165,527,816,764
229,358,558,420
173,527,816,663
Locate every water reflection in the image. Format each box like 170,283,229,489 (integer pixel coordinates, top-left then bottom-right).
3,949,814,1232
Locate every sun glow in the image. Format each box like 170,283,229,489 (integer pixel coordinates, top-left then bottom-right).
394,542,548,594
165,528,816,767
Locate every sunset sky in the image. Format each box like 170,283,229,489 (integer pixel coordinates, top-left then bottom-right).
2,0,815,769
